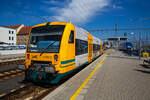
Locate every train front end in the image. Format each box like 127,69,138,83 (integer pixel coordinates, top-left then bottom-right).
25,23,66,84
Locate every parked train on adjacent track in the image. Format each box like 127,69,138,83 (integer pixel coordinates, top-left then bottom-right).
119,42,133,51
24,22,103,84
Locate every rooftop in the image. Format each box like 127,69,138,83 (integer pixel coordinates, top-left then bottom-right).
7,24,22,29
18,26,32,35
0,26,15,29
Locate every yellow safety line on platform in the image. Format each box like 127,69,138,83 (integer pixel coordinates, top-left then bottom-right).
69,54,107,100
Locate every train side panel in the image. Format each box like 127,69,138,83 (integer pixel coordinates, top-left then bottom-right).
88,33,93,63
100,40,103,55
93,36,100,59
75,27,88,67
58,23,75,73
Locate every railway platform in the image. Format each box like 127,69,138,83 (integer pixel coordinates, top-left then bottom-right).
43,49,150,100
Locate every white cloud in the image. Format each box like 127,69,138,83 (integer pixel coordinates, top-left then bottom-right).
43,0,67,6
112,5,123,9
47,0,110,24
43,0,60,4
48,7,60,11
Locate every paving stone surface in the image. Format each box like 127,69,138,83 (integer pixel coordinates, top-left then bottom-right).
43,49,150,100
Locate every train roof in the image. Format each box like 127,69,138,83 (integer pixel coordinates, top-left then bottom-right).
32,22,101,44
75,26,101,44
93,36,101,45
75,26,88,41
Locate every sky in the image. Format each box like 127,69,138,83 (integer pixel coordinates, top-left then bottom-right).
0,0,150,40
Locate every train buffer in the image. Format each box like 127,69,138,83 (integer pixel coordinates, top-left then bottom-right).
43,49,150,100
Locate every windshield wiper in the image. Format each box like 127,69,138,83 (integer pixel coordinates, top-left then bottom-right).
40,41,56,56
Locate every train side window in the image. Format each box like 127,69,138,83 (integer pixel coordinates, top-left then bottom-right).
69,31,74,43
75,39,79,55
75,39,88,56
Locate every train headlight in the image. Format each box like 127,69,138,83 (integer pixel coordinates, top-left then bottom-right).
54,55,58,61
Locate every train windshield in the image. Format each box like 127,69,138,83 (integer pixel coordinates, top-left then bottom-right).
27,25,65,53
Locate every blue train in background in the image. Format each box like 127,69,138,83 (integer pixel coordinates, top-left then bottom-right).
119,42,134,56
119,42,133,51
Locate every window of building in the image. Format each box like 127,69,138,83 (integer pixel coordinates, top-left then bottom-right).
12,31,14,34
68,31,74,43
12,37,14,40
9,36,11,40
12,43,14,45
9,30,11,34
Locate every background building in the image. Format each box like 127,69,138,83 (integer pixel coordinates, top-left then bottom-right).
8,24,24,33
7,24,31,45
0,26,16,45
17,26,32,45
0,24,32,46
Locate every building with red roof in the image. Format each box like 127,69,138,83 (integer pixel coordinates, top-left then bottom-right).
17,26,32,45
0,24,32,45
7,24,24,33
8,24,22,29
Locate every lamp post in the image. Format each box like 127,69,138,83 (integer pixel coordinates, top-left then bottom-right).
131,32,136,50
139,19,142,60
128,18,150,60
130,32,135,40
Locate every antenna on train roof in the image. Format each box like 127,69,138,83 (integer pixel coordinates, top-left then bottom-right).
69,16,71,23
46,22,50,26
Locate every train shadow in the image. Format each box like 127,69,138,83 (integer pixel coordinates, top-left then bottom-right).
134,69,150,74
140,64,150,69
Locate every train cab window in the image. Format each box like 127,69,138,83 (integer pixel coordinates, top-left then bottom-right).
69,31,74,43
28,25,65,53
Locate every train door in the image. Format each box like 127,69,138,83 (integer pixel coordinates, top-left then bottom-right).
59,23,75,73
88,33,93,63
100,40,103,55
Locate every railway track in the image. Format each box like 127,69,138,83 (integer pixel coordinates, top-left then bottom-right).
0,83,58,100
0,69,24,81
0,55,24,61
0,58,24,66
